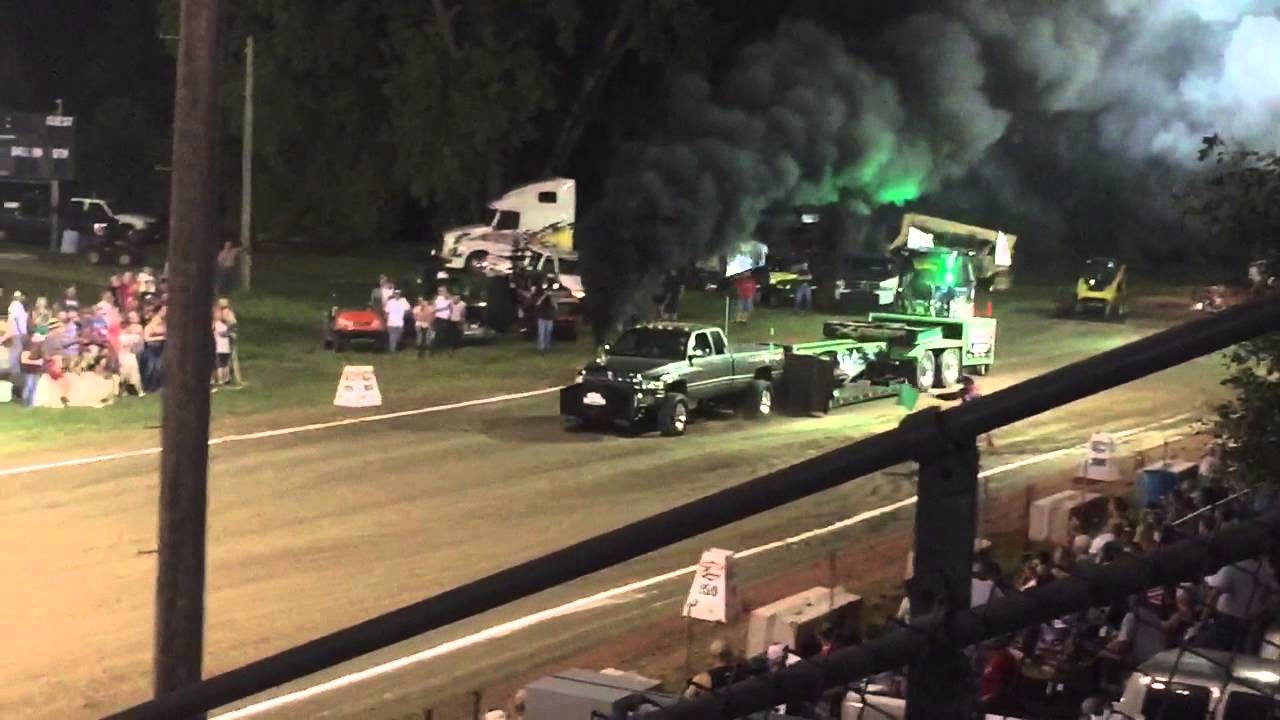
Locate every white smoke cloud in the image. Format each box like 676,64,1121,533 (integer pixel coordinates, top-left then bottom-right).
954,0,1280,160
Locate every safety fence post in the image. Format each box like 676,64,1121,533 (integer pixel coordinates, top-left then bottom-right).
903,407,980,720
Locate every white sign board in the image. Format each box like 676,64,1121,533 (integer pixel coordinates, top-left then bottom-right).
906,226,935,250
682,548,738,623
1082,432,1120,482
333,365,382,408
994,231,1013,267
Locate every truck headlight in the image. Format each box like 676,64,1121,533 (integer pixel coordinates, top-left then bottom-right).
574,371,585,384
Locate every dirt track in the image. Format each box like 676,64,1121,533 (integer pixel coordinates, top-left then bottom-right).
0,301,1227,719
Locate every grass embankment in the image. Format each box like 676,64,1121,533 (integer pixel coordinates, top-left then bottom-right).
0,245,829,455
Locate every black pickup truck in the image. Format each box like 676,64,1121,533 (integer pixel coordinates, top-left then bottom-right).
560,323,784,436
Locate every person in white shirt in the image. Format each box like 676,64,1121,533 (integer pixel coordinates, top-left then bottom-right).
6,291,29,397
430,287,453,355
383,290,411,353
448,293,467,353
1089,521,1124,557
136,267,157,297
1205,557,1277,652
212,310,232,385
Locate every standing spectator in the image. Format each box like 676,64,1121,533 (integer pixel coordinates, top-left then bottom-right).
63,285,80,314
412,296,435,359
108,275,123,308
1203,556,1278,653
118,311,145,396
142,306,167,391
371,274,393,312
660,271,684,321
956,375,995,447
448,290,467,353
533,284,555,353
213,307,232,384
31,296,50,335
119,271,137,311
794,272,813,312
61,310,82,361
430,286,453,356
19,334,44,407
6,290,29,398
216,298,242,385
733,273,757,323
215,240,240,295
136,266,157,298
383,289,410,353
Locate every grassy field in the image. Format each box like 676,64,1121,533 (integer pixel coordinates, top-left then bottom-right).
0,244,837,454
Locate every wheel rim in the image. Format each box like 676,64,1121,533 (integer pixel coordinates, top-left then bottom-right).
674,403,687,432
940,350,961,386
917,353,935,388
759,388,772,416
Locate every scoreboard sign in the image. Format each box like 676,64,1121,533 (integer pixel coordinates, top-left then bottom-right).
0,111,77,181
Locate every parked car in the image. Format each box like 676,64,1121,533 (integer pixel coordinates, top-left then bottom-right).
67,197,163,243
85,219,146,267
323,284,390,352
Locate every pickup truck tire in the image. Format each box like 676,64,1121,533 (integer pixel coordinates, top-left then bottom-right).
741,379,774,419
937,349,962,387
657,394,690,437
914,351,936,390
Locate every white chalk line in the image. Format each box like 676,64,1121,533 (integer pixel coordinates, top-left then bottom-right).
210,411,1198,719
0,386,564,478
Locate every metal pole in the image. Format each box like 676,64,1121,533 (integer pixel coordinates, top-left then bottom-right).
904,408,979,720
238,35,254,291
49,99,62,253
154,0,221,708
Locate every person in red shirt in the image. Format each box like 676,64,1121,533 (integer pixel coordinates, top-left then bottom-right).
978,635,1019,715
734,273,757,323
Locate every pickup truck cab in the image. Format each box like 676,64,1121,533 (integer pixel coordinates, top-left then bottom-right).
560,323,783,436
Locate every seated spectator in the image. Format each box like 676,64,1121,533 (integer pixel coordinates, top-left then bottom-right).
978,635,1020,716
1089,521,1125,557
684,639,745,698
1072,534,1092,558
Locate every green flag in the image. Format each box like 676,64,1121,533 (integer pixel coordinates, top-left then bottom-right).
898,383,920,411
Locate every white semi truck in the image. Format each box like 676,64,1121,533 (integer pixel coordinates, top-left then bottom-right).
440,177,575,270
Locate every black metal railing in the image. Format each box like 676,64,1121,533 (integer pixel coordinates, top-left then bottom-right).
107,295,1280,720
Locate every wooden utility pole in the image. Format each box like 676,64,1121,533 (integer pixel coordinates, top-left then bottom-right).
154,0,221,704
238,35,254,291
49,98,63,253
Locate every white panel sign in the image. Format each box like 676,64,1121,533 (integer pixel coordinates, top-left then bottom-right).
333,365,382,408
995,231,1012,267
906,226,935,250
682,548,738,623
1082,432,1120,482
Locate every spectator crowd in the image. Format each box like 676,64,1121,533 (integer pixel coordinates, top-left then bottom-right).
1,268,242,408
666,443,1279,719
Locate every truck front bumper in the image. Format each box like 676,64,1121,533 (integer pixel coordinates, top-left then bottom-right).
560,383,654,427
